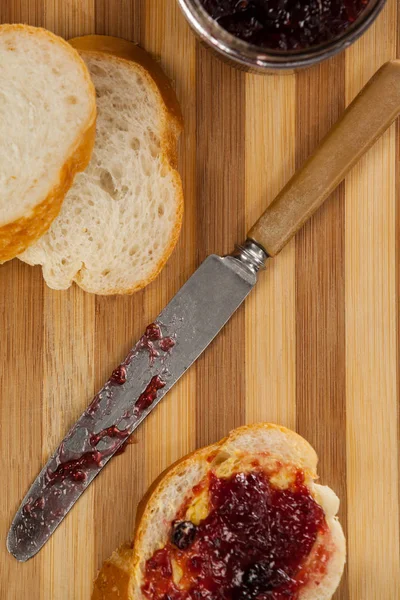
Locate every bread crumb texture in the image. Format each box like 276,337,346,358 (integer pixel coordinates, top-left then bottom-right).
0,25,96,261
20,48,183,294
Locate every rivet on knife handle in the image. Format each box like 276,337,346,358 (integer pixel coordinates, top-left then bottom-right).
248,60,400,257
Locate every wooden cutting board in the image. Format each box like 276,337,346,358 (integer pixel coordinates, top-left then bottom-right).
1,1,399,598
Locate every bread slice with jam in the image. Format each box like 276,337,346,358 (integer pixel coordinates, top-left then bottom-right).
93,423,345,600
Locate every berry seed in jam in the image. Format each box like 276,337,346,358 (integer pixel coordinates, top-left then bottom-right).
143,470,327,599
171,521,198,550
200,0,370,50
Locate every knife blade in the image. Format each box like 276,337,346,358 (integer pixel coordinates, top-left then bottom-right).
8,59,400,561
7,246,266,562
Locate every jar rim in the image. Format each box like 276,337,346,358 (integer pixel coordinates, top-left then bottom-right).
177,0,387,70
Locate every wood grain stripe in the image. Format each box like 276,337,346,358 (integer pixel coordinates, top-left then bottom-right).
0,263,44,600
397,115,400,587
92,0,147,572
40,6,96,598
397,0,400,570
195,45,246,447
95,0,142,41
141,0,197,493
0,0,43,24
295,55,348,599
244,73,297,430
44,0,94,38
91,0,199,575
345,1,400,596
41,288,96,600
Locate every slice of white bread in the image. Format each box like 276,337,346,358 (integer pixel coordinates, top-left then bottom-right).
92,424,346,600
19,36,183,295
0,24,96,262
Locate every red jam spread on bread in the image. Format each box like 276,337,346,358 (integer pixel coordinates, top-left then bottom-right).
142,470,327,599
200,0,369,50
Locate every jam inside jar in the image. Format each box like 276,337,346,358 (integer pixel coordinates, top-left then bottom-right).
142,470,328,599
199,0,370,50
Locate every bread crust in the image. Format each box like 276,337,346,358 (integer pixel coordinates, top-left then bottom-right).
0,25,97,263
67,36,184,295
92,424,345,600
92,543,135,600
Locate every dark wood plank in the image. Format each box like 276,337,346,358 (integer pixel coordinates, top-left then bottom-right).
295,55,348,599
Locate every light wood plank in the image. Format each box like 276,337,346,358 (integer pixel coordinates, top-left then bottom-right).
0,262,45,600
142,0,198,493
40,288,96,600
38,5,96,598
244,73,297,430
345,0,400,596
295,54,348,599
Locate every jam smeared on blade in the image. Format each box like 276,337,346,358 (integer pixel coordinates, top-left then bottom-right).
200,0,370,50
19,321,176,530
159,337,176,352
90,425,130,447
143,470,328,599
47,451,104,485
43,427,131,488
23,497,45,516
135,376,166,412
111,365,127,385
86,394,101,415
145,323,163,340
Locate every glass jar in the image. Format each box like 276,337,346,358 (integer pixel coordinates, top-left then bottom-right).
177,0,387,72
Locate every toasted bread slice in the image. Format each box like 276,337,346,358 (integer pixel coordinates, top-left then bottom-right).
19,35,183,295
0,24,96,262
93,424,346,600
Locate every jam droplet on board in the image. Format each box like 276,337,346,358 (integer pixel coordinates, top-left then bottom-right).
200,0,370,50
142,470,328,599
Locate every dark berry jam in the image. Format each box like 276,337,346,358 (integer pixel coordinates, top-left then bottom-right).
135,375,166,412
90,425,130,447
46,450,103,485
200,0,370,50
23,496,45,516
110,365,127,385
159,337,176,352
145,323,163,341
142,470,328,599
171,521,198,550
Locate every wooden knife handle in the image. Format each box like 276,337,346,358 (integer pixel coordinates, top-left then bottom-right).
248,60,400,257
